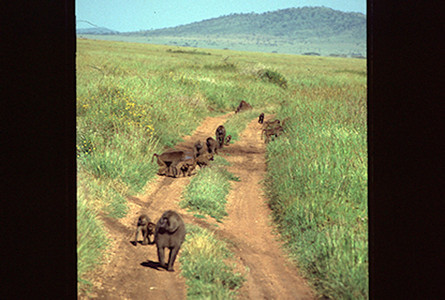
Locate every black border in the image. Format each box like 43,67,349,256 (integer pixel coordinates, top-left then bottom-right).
368,1,442,299
3,1,77,298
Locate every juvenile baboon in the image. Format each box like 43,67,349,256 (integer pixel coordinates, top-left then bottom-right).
176,157,197,177
225,135,232,145
154,210,186,272
206,137,218,155
152,151,186,177
262,125,284,143
193,140,205,158
215,125,226,149
258,113,265,124
235,100,253,113
133,214,156,246
196,152,214,168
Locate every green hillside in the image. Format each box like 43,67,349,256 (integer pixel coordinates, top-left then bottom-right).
78,7,366,57
141,7,365,40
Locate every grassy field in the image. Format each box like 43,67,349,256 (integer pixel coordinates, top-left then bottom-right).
78,34,366,57
77,38,367,299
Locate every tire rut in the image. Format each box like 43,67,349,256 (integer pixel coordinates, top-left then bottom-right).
216,118,315,300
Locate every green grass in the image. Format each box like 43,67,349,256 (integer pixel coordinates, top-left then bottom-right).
77,177,108,294
77,38,367,298
180,156,239,222
264,76,367,299
180,224,246,299
223,110,261,143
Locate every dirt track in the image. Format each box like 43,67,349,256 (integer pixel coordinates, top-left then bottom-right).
81,113,314,299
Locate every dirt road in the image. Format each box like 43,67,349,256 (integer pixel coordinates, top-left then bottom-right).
80,113,314,299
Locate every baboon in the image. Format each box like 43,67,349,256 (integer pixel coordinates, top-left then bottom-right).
206,137,218,155
152,151,186,177
176,157,197,177
193,140,205,158
155,210,186,272
215,125,226,149
262,125,284,143
196,152,214,168
133,214,156,246
262,119,281,130
235,100,253,113
225,135,232,145
258,113,265,124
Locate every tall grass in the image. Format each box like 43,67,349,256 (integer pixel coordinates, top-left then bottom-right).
180,156,239,222
77,175,108,293
265,76,367,298
223,110,260,142
180,224,246,299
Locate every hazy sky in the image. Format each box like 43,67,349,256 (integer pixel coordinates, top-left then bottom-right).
76,0,366,32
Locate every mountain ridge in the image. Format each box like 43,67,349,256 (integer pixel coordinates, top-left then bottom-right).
77,6,366,57
133,6,365,41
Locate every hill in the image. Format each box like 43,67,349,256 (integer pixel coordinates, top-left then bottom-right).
139,7,365,40
78,7,366,57
76,27,119,35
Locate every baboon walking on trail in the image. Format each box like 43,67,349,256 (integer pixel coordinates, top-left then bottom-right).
154,210,186,272
215,125,226,149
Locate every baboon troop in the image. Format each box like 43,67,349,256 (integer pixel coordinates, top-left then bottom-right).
258,113,265,124
133,210,186,272
152,125,230,178
260,114,285,143
235,100,253,113
133,214,156,246
155,210,186,272
215,125,226,149
137,111,287,274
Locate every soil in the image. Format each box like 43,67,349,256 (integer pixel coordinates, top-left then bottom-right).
80,112,315,299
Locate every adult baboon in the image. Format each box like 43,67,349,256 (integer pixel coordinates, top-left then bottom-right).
196,152,214,168
215,125,226,149
154,210,186,272
225,135,232,145
262,125,284,143
206,137,218,155
235,100,252,113
258,113,265,124
193,140,205,158
176,157,197,177
133,214,156,246
262,119,281,130
152,151,186,177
